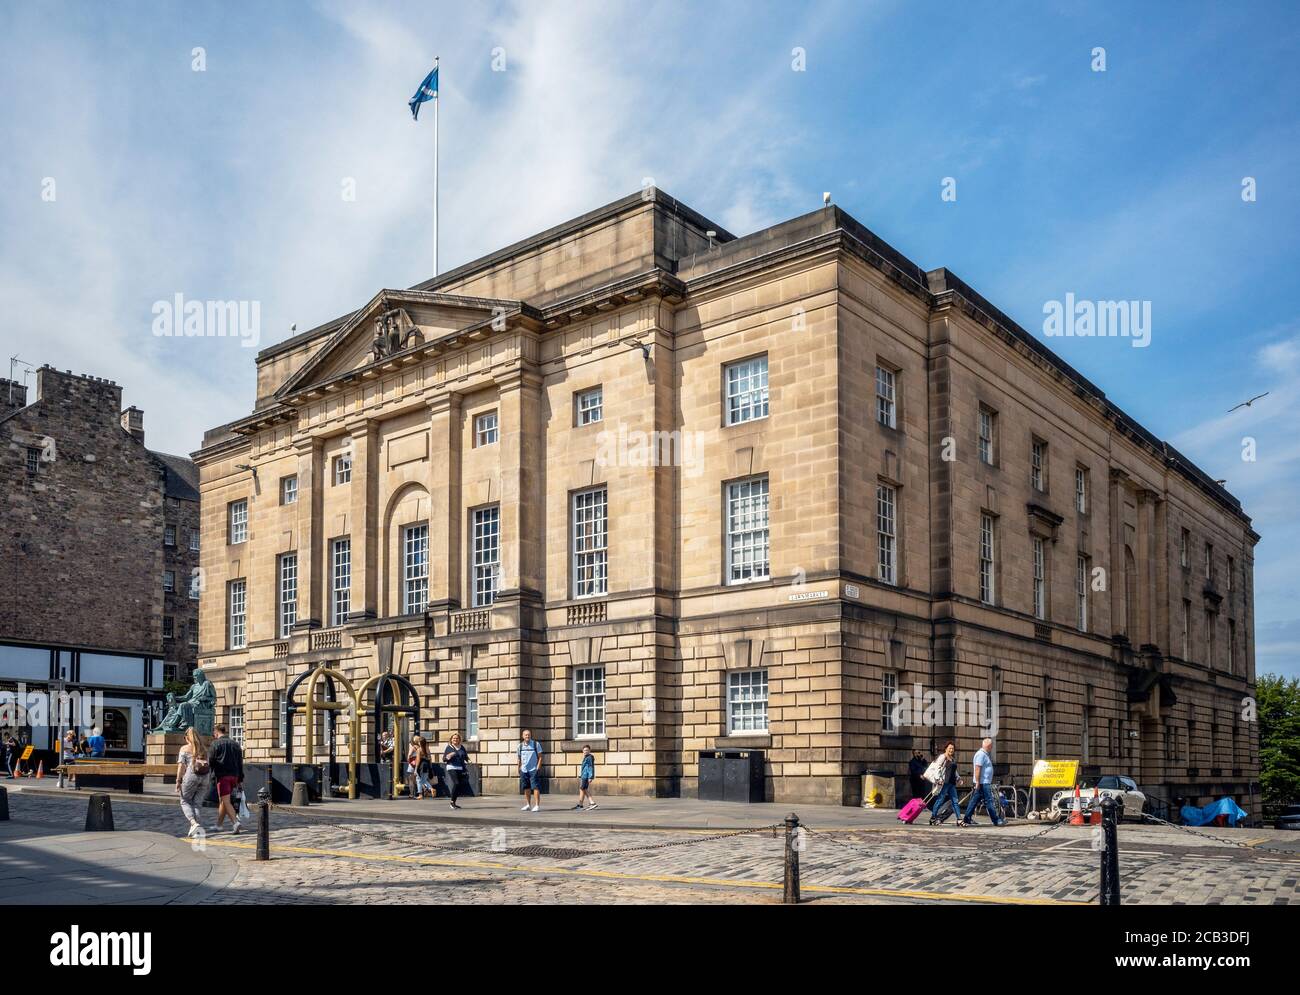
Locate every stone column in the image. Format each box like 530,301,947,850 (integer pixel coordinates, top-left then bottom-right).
293,437,323,629
346,419,378,621
427,391,462,610
494,369,545,601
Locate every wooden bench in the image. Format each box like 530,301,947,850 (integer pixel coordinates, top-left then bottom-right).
55,763,177,794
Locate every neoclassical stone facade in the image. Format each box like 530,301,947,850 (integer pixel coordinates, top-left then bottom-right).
194,190,1259,809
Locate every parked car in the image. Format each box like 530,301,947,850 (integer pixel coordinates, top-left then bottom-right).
1273,803,1300,831
1050,775,1146,823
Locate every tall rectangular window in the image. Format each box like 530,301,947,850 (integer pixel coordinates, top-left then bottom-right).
1227,556,1235,593
402,524,429,614
162,616,174,639
1076,555,1088,632
979,514,996,605
1031,439,1046,492
726,476,770,584
474,410,498,447
280,475,298,505
1228,618,1237,674
229,706,244,746
331,538,351,626
228,499,248,545
875,365,896,429
1182,599,1191,658
1075,466,1088,514
1205,610,1215,667
272,691,285,749
881,671,898,733
727,669,769,733
163,570,175,593
977,406,996,465
26,447,40,474
1081,706,1091,764
466,671,479,740
876,483,897,585
189,529,200,552
724,356,769,426
472,506,501,607
573,666,606,738
572,487,608,598
334,452,352,485
1180,528,1189,567
1032,537,1047,620
278,552,298,639
164,525,176,547
1205,543,1213,581
576,386,604,426
228,579,247,650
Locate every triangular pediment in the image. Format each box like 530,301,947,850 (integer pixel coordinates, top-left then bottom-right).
276,289,533,398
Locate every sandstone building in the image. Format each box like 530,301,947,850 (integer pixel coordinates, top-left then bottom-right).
1,367,199,760
194,190,1259,809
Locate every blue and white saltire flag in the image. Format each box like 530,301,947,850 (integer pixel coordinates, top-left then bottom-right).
409,66,438,120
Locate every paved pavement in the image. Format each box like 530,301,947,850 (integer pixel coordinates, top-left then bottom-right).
4,784,1299,905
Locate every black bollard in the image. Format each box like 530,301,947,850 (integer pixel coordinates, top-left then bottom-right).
255,787,270,861
85,793,114,832
1099,796,1121,905
783,812,801,905
0,785,9,821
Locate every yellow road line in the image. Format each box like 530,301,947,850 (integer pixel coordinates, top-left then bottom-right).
197,837,1087,905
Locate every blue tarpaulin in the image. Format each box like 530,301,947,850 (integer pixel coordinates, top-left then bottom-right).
1180,797,1248,827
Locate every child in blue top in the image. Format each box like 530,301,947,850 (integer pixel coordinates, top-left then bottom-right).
573,744,598,811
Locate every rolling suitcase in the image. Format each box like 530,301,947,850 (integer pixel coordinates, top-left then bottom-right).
898,796,928,824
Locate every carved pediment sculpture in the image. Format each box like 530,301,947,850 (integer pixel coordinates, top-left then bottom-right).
371,307,425,361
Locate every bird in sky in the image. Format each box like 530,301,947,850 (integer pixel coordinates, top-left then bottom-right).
1227,392,1269,413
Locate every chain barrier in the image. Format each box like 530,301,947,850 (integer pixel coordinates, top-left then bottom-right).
262,800,783,861
1137,812,1300,859
801,817,1072,869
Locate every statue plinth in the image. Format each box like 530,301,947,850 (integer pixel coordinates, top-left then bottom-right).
146,733,189,767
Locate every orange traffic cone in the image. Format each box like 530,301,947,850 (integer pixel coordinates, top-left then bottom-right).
35,760,45,779
1069,784,1084,825
1090,787,1102,825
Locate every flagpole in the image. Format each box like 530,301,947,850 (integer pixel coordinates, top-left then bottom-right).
433,56,439,278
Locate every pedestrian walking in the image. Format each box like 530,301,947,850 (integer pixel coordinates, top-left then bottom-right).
928,742,965,827
961,737,1006,826
4,733,19,777
207,723,245,833
518,729,543,812
58,730,79,788
409,735,436,799
175,727,210,837
572,744,598,811
443,733,469,809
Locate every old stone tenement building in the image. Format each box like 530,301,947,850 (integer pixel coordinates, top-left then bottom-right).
1,367,199,762
194,189,1258,809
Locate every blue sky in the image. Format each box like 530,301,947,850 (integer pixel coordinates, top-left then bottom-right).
2,0,1297,676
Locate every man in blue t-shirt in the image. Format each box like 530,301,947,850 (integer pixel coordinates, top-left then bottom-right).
87,726,106,758
518,729,543,812
961,737,1006,826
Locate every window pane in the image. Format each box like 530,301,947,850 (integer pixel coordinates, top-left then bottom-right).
574,666,606,737
473,506,501,607
728,669,769,733
572,488,608,598
403,524,429,614
727,477,770,584
725,357,769,425
331,538,351,626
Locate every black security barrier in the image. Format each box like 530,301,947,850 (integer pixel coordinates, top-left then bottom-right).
698,750,765,802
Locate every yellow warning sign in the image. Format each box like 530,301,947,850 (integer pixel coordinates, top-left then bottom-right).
1031,759,1079,788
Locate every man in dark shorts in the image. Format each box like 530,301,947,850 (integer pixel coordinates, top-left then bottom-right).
207,723,245,833
518,729,543,812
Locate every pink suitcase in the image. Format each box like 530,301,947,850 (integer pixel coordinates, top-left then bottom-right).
898,797,928,824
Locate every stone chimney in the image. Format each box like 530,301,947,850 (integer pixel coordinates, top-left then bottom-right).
0,378,27,414
120,405,145,444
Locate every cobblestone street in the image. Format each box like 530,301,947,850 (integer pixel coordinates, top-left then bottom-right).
4,788,1299,905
